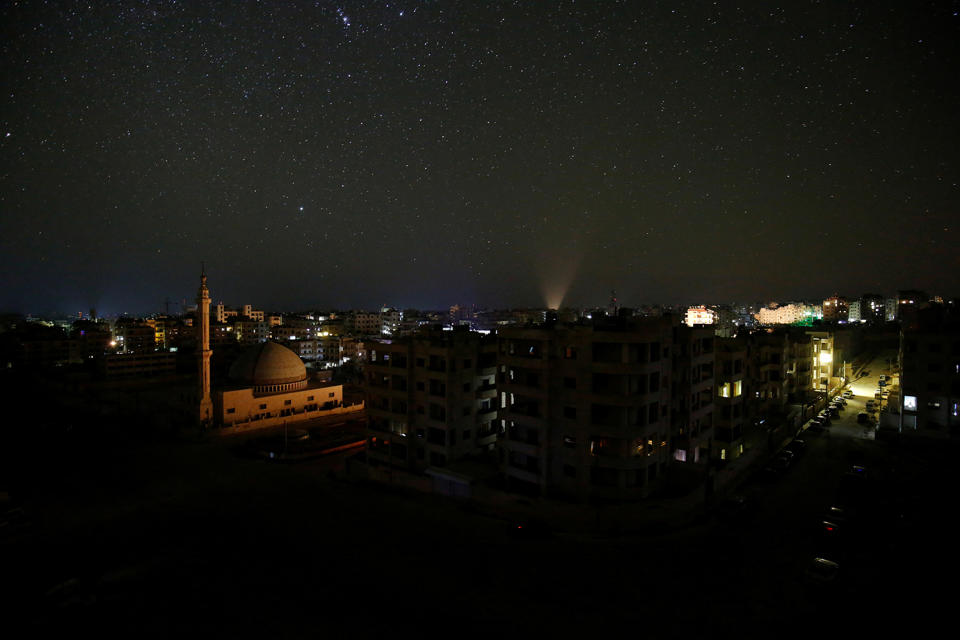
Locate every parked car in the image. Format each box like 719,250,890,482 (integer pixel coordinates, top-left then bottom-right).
805,557,840,583
857,412,869,424
842,390,854,399
785,439,806,457
764,454,792,476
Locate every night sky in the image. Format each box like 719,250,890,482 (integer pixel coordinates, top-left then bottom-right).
2,1,958,315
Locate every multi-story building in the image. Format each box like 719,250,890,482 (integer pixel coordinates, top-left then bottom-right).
749,331,791,413
808,331,836,393
714,337,748,462
363,328,498,471
848,300,862,323
380,308,403,335
497,317,675,501
862,294,886,323
885,298,899,322
897,290,929,327
755,302,821,325
684,305,717,327
822,295,849,322
898,311,960,435
350,312,382,336
232,319,268,345
283,338,319,361
242,304,265,322
671,325,715,464
113,318,156,354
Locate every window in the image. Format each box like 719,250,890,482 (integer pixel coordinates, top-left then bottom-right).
226,408,235,414
259,404,267,410
463,359,472,369
563,464,576,478
563,406,577,419
564,346,577,359
307,395,314,401
463,382,471,392
564,377,576,389
284,399,292,406
904,395,917,411
328,392,335,397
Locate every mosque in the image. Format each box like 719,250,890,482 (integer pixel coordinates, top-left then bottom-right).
195,272,344,431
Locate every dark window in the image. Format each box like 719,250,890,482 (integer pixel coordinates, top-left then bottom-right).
564,377,576,389
563,464,577,478
284,399,292,406
463,382,471,391
226,408,235,414
259,403,267,410
563,406,577,419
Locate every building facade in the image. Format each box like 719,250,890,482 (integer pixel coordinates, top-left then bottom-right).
363,328,499,471
497,318,675,501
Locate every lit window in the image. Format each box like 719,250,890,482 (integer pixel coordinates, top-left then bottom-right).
733,380,742,397
904,395,917,411
720,448,726,460
718,383,731,398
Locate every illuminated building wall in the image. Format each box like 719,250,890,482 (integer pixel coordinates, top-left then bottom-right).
684,305,717,327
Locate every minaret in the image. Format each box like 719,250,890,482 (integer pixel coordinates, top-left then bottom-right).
197,267,214,425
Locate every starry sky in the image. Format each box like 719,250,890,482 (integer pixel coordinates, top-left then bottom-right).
2,1,958,315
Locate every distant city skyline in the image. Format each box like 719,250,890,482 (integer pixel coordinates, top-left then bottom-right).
2,2,958,315
7,280,952,320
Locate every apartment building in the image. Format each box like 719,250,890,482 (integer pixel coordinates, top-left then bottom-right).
671,325,716,464
363,328,498,472
898,310,960,435
714,337,748,462
497,317,675,501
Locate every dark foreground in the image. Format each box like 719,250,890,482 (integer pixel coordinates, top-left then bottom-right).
1,399,954,637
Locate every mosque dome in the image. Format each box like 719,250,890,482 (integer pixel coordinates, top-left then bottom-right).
228,341,308,393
